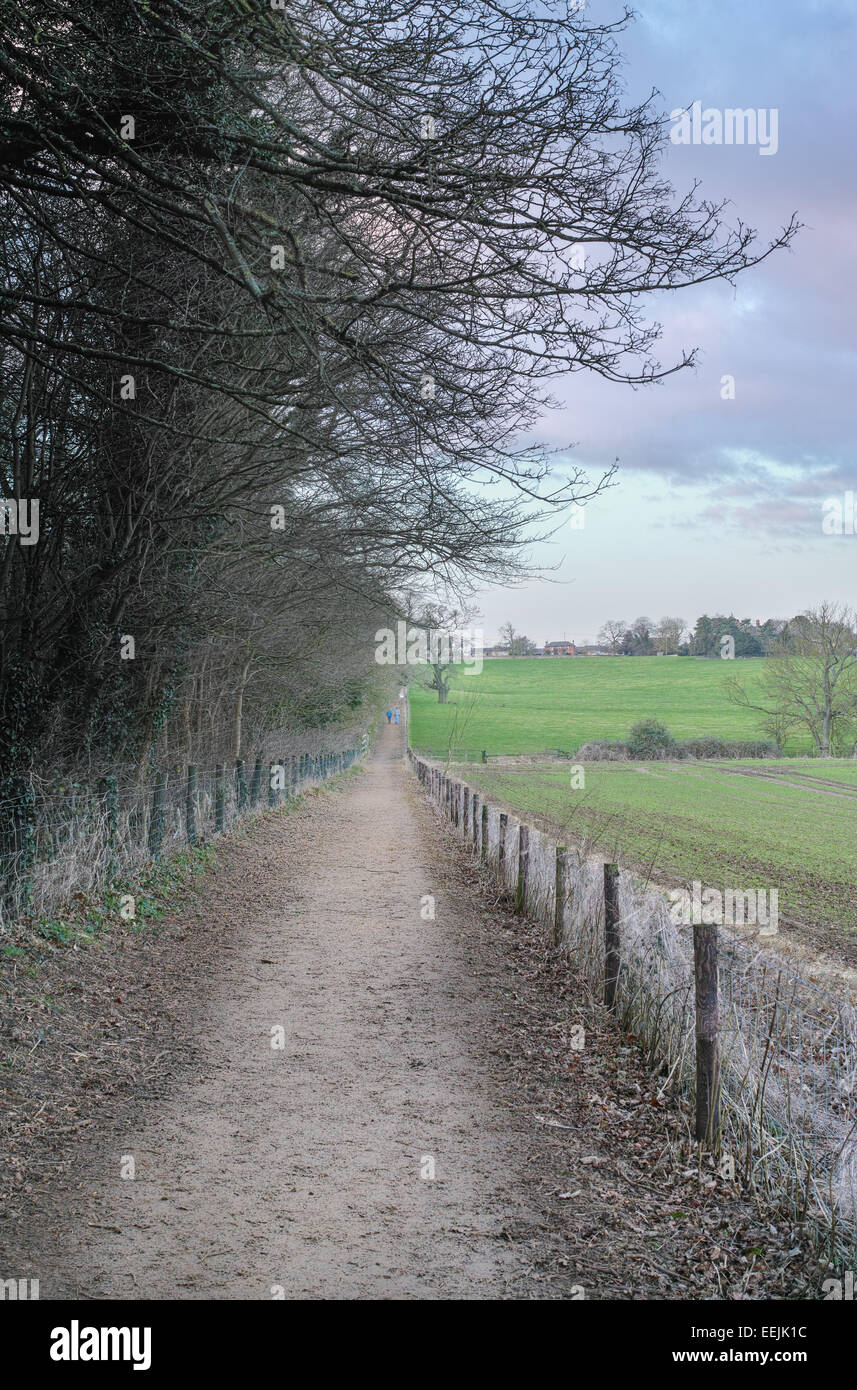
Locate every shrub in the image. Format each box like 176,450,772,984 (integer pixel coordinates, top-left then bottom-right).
575,740,630,761
728,739,778,759
627,719,675,759
683,736,728,759
677,737,778,760
572,731,778,763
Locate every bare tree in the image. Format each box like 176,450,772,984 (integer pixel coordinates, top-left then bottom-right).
499,622,537,656
408,603,478,704
725,603,857,756
598,620,626,654
654,617,687,655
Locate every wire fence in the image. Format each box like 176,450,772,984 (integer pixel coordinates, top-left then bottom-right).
409,746,552,764
408,744,843,763
410,752,857,1262
0,731,370,929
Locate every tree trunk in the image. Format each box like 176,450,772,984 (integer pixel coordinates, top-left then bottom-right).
232,660,251,760
181,695,192,762
821,708,832,756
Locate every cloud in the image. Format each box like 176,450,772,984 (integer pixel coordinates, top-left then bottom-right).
478,0,855,634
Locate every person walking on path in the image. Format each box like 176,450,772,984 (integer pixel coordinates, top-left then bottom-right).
394,708,400,725
386,709,392,723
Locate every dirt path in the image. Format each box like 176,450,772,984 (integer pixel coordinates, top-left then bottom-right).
1,722,813,1300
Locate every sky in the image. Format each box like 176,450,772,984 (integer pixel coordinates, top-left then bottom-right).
473,0,856,646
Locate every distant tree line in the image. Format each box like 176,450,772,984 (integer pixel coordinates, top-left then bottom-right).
493,614,793,659
597,615,789,657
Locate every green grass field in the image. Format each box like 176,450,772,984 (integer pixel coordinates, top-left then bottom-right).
456,759,857,953
409,657,855,954
408,656,805,756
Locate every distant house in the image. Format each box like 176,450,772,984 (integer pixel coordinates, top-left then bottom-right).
544,639,575,656
483,644,510,658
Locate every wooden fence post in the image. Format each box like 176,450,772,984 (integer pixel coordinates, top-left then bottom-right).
268,760,279,807
694,922,720,1149
554,845,567,947
516,824,529,913
1,780,36,913
148,770,167,859
463,787,470,839
472,793,480,851
99,774,119,880
498,811,507,882
235,758,248,811
481,803,488,861
250,752,263,806
604,863,620,1010
186,765,198,845
215,763,225,831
